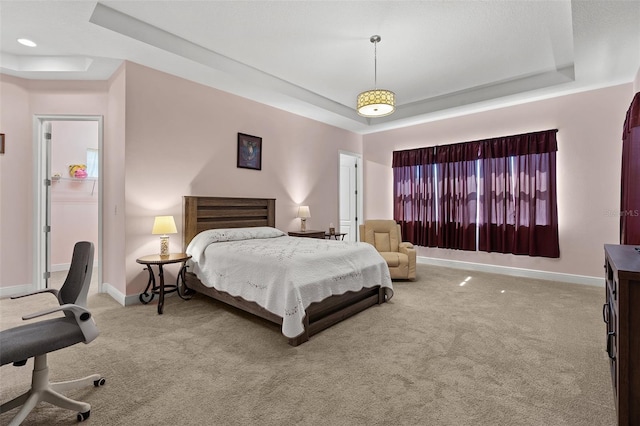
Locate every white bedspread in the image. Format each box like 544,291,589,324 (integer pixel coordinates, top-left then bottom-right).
186,228,393,338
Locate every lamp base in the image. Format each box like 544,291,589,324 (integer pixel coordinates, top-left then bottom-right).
300,219,307,232
160,236,169,256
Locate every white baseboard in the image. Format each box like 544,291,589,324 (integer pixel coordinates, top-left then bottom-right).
52,262,98,273
2,281,155,306
101,282,124,306
124,292,142,306
417,256,604,287
51,263,71,272
101,282,179,307
0,284,32,298
10,261,601,306
101,282,143,306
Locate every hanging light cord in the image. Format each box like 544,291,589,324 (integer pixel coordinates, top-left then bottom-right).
373,38,378,89
356,34,394,117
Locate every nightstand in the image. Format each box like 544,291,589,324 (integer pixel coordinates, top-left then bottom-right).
136,253,192,314
288,230,326,239
325,232,347,240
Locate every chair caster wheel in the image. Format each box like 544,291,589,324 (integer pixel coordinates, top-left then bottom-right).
77,410,90,422
94,377,106,387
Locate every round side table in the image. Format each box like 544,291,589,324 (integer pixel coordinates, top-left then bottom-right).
136,253,192,314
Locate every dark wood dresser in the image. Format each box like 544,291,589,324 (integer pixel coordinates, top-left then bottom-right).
604,244,640,425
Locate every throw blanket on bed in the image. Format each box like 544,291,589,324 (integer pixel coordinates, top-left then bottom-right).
186,227,393,338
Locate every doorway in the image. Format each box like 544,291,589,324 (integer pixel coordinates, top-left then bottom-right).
34,115,103,293
339,151,363,242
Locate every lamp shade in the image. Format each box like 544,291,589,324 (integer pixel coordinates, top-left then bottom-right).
297,206,311,219
357,89,396,117
152,216,177,235
356,35,395,118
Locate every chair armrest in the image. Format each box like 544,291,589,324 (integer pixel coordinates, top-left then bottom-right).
399,242,417,280
399,243,416,260
399,242,414,251
11,288,59,300
22,303,89,320
22,304,99,343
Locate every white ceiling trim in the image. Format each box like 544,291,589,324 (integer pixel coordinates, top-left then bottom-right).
1,54,92,72
89,3,368,125
1,1,637,134
88,2,581,130
376,64,576,124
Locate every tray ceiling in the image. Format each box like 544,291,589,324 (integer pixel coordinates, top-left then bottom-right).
1,1,639,133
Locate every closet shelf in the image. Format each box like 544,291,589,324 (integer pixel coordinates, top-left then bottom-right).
51,177,97,195
52,177,96,182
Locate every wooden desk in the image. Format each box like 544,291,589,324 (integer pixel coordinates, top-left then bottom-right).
136,253,191,314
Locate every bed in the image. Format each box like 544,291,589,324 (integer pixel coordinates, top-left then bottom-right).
182,196,393,346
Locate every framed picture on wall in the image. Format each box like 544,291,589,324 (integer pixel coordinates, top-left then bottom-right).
0,133,4,154
237,132,262,170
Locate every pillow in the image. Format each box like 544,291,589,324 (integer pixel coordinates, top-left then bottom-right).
187,227,285,262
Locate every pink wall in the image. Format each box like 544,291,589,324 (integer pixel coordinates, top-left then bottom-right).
0,65,361,298
0,75,108,289
363,84,634,278
2,63,637,295
0,75,32,287
121,63,362,295
103,64,127,296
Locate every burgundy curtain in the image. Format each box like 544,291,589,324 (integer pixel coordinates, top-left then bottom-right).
435,142,479,251
478,130,559,257
393,147,438,246
393,143,478,251
393,129,559,257
621,92,640,245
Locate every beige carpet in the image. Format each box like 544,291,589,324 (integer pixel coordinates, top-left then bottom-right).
0,264,616,425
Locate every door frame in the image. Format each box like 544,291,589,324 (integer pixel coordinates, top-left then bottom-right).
33,115,103,292
338,150,363,242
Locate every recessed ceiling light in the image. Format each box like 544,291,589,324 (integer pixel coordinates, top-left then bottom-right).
17,38,37,47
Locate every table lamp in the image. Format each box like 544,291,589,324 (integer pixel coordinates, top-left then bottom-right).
297,206,311,232
152,215,177,256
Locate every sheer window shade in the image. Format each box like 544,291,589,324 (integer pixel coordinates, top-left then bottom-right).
393,129,559,258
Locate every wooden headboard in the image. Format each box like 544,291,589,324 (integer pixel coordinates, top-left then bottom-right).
183,196,276,249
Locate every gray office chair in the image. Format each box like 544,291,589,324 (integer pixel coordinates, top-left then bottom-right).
0,241,105,425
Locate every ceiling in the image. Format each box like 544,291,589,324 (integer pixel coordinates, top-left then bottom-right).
1,1,639,134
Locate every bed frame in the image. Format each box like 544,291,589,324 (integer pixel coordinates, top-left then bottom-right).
182,196,387,346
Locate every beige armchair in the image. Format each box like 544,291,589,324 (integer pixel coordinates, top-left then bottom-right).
360,220,416,280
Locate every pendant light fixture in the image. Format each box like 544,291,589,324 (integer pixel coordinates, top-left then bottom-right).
357,35,395,118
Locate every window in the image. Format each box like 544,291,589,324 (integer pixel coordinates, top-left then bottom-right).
393,130,559,258
86,148,99,178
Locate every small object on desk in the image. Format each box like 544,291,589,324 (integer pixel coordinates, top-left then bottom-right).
288,230,325,239
136,253,192,314
325,232,347,240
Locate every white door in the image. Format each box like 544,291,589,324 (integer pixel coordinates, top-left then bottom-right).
339,152,362,242
35,115,102,292
43,121,52,288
